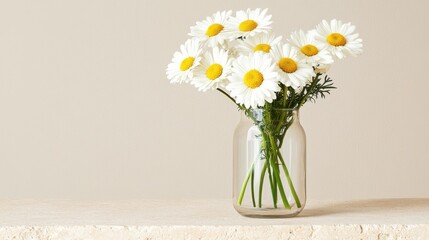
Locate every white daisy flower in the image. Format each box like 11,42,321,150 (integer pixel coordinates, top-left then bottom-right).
237,33,282,55
189,10,232,47
192,47,232,92
288,30,333,67
225,8,272,39
314,19,363,59
271,43,315,89
166,39,202,84
226,52,280,109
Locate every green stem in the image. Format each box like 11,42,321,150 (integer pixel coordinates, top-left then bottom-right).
275,86,290,134
258,160,268,208
250,167,256,207
272,171,278,206
237,161,255,205
275,111,289,136
216,88,243,110
263,131,291,209
278,121,292,149
298,73,321,108
265,153,277,208
261,105,278,207
263,109,279,206
287,88,296,109
283,84,288,106
277,149,302,208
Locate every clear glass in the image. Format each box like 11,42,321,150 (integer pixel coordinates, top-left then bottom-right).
233,108,306,218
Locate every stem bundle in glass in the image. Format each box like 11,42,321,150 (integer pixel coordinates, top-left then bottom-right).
233,73,330,208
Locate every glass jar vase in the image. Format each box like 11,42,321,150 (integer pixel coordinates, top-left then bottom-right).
233,108,306,218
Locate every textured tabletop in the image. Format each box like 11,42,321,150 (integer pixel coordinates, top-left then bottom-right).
0,199,428,239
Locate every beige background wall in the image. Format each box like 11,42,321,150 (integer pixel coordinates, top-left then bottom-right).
0,0,428,200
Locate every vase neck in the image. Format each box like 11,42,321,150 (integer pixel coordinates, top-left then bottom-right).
241,108,299,127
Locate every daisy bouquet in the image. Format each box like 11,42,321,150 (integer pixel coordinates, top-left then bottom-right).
166,9,362,210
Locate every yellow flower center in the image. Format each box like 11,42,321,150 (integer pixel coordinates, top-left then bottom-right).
180,57,195,71
254,44,271,53
278,58,298,73
205,63,223,80
239,20,258,32
243,69,264,89
327,33,347,46
300,44,319,56
206,23,224,37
